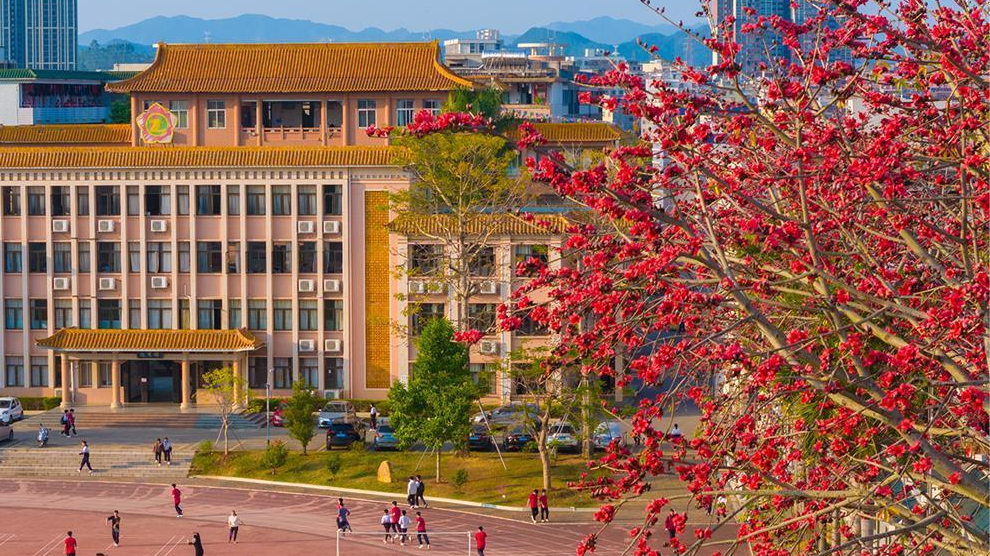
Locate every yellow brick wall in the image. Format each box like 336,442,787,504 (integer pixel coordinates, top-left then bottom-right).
364,190,391,389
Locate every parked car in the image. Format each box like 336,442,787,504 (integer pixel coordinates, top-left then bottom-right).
467,424,495,451
372,424,400,451
593,420,627,451
269,401,289,427
326,422,364,449
472,402,540,427
502,425,535,451
547,421,579,453
0,414,13,442
0,397,23,423
318,401,359,429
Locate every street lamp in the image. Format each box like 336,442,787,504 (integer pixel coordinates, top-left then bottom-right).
266,368,273,446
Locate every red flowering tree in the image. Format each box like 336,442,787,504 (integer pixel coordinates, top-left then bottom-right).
499,1,988,555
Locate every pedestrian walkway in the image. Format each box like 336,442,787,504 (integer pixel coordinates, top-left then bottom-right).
20,406,264,430
0,444,193,479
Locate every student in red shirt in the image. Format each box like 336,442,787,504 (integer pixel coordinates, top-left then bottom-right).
474,525,487,556
170,483,184,517
539,489,549,523
415,511,430,549
527,489,539,523
664,508,678,544
389,501,402,535
63,531,77,556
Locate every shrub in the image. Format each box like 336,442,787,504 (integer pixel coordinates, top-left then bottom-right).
451,469,469,492
325,453,342,480
197,440,214,453
18,397,61,410
260,440,289,475
348,440,366,452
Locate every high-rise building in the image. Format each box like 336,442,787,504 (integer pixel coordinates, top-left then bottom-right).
710,0,791,75
0,0,77,70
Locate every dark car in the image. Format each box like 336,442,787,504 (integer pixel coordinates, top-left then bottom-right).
468,425,494,451
326,422,364,449
502,426,535,451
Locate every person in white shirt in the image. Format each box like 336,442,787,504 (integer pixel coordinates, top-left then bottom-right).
397,510,412,546
407,476,420,508
228,510,243,543
370,405,378,430
381,509,393,544
669,424,683,439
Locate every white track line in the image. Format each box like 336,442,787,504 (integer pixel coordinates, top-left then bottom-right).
150,534,178,556
30,534,61,556
0,533,15,547
160,535,185,556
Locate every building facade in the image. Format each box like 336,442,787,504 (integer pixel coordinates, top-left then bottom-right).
0,68,131,125
0,0,77,70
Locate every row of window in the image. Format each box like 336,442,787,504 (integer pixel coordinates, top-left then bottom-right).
409,244,549,277
2,241,344,275
410,303,547,336
1,184,343,217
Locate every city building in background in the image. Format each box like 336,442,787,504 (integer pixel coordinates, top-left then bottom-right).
0,0,78,70
442,29,504,70
0,67,132,125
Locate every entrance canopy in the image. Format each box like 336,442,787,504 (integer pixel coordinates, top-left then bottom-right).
37,328,263,353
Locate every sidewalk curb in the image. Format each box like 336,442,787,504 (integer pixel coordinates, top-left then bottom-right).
192,475,599,513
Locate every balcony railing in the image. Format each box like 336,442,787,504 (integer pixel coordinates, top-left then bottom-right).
240,126,343,145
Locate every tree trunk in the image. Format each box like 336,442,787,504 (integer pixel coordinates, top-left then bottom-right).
435,447,442,483
581,376,592,459
537,428,552,491
222,413,229,455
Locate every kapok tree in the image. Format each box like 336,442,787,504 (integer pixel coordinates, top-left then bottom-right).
497,1,988,555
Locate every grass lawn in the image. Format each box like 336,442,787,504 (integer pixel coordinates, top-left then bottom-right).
192,447,603,507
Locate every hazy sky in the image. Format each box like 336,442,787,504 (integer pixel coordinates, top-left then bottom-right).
79,0,703,33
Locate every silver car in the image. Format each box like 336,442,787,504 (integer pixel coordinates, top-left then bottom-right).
547,421,580,453
318,401,358,428
0,397,23,423
0,414,13,442
472,403,539,427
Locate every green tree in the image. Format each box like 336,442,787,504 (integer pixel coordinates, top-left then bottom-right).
284,380,318,455
260,440,288,475
202,366,248,455
444,87,503,120
325,453,342,480
109,99,131,124
388,318,476,482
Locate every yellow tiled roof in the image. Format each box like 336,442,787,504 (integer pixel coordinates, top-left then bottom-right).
510,122,623,145
0,146,396,169
107,42,474,94
0,124,131,145
37,328,264,353
389,213,570,237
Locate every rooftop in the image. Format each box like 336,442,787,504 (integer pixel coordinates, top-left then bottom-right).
37,328,264,353
0,124,131,145
389,213,570,237
508,122,622,145
0,68,137,82
107,42,474,94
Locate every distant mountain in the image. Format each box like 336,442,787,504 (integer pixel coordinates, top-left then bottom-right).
511,27,609,57
545,16,683,45
617,26,712,66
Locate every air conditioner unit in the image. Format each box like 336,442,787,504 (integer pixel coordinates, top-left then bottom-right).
298,279,316,293
323,220,341,235
52,277,70,291
298,339,316,352
97,219,115,233
150,276,169,289
323,389,342,400
479,340,500,355
323,279,341,293
98,277,116,291
150,219,168,233
478,281,499,295
409,281,427,295
52,220,69,233
324,339,343,353
297,221,315,234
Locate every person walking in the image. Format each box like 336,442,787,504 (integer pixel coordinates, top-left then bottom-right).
227,510,242,543
415,474,428,508
188,532,204,556
63,531,77,556
664,508,678,545
60,410,70,437
369,405,378,430
171,484,184,517
407,476,419,508
474,526,487,556
398,510,412,546
539,489,550,522
415,511,430,550
106,510,121,547
380,509,393,544
715,495,727,518
389,501,402,538
527,488,539,523
336,499,352,535
37,423,48,447
163,437,173,465
78,441,93,473
68,408,77,436
153,438,164,466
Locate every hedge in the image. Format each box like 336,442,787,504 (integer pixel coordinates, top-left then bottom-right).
244,397,391,415
18,396,62,410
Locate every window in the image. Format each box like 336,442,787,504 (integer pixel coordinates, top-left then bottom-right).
271,185,291,215
467,304,497,332
470,363,497,395
227,185,240,215
197,300,222,330
228,299,241,329
396,99,415,126
3,243,21,273
197,241,222,273
98,362,112,387
5,357,23,387
176,185,189,215
207,100,226,128
29,299,47,329
272,243,291,273
147,242,172,273
297,185,316,216
196,185,222,215
298,242,317,273
54,299,72,328
2,187,20,215
4,299,22,329
30,357,48,387
128,300,141,329
424,99,441,116
246,242,266,273
95,186,120,216
516,313,549,336
325,300,343,331
53,243,72,273
77,187,89,215
299,358,319,388
179,299,190,329
97,242,121,273
249,357,267,389
323,184,342,215
128,242,141,273
78,300,91,329
357,99,377,127
145,185,171,215
247,185,265,215
273,300,292,330
51,186,70,216
148,300,172,329
325,357,344,389
272,357,291,389
178,242,190,272
27,187,44,215
470,246,496,276
298,300,318,331
324,242,343,274
170,100,188,128
27,243,47,273
410,303,445,335
514,244,549,270
248,300,267,330
126,186,140,216
226,242,240,273
79,361,93,388
409,244,442,275
78,243,91,273
98,299,121,329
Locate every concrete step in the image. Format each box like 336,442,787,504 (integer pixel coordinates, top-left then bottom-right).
20,410,263,430
0,446,193,478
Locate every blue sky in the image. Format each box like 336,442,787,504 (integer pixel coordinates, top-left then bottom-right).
79,0,703,33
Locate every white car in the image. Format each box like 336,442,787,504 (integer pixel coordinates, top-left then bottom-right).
0,397,23,423
593,420,627,451
547,421,580,453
